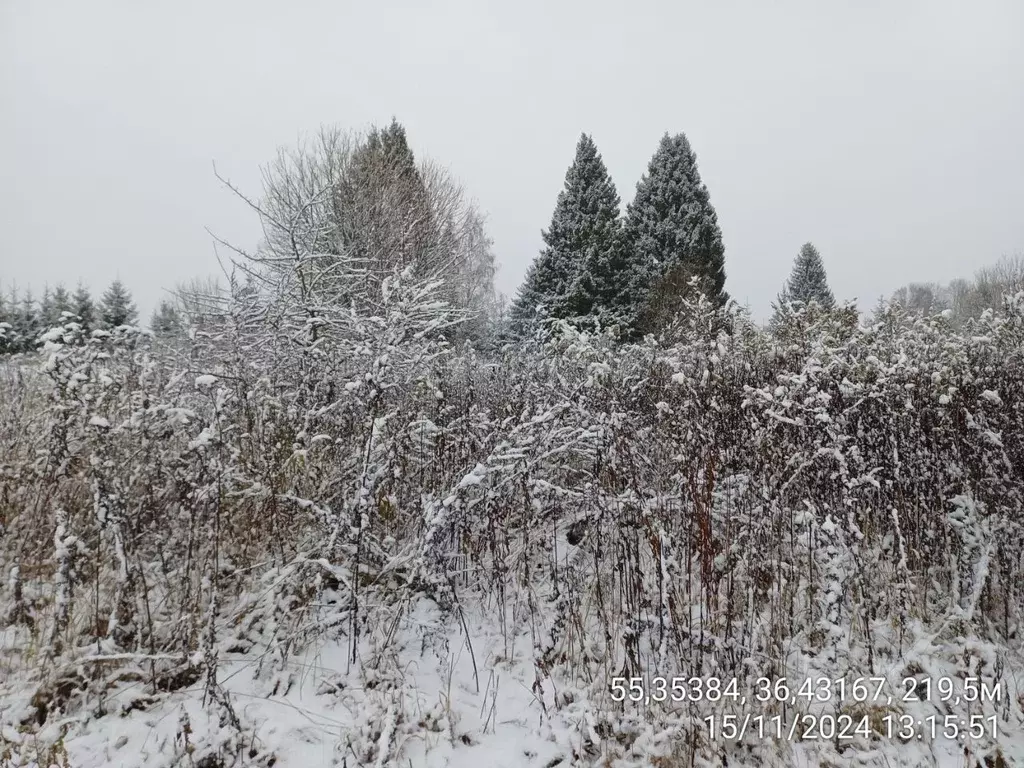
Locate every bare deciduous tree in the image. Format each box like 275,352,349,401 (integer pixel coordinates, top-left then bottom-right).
251,124,496,337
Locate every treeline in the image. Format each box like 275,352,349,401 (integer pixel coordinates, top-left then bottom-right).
6,122,1020,359
889,254,1024,325
0,279,186,355
508,132,1024,343
2,118,497,357
2,128,730,357
506,135,835,340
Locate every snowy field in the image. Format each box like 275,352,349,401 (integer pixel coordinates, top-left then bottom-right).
3,594,1023,767
3,287,1024,768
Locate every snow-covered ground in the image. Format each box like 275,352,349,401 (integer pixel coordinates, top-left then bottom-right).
3,585,1023,768
4,290,1024,767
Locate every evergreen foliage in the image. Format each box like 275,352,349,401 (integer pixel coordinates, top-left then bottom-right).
19,289,40,349
0,290,11,354
39,286,58,331
511,134,624,334
257,121,495,335
99,279,138,329
621,133,727,336
51,284,73,322
37,284,75,333
0,285,28,353
774,242,835,311
341,118,435,273
6,125,1024,767
73,282,96,336
150,299,184,337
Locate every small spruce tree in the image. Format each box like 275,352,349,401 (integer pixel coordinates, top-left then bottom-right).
773,242,835,312
2,286,21,353
39,286,58,331
19,289,40,350
51,284,73,321
0,290,11,354
73,282,96,338
99,279,138,329
150,299,183,337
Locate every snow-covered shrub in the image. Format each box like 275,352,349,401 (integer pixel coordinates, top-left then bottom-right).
2,277,1024,766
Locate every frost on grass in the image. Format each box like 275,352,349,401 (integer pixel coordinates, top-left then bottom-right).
2,278,1024,766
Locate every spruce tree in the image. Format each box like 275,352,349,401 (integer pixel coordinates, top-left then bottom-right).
73,282,95,337
99,279,138,329
342,119,434,274
0,290,11,354
381,119,437,272
150,299,183,337
2,286,19,352
508,261,547,334
51,284,73,321
378,119,420,181
621,132,727,335
511,133,624,333
39,285,65,331
19,289,40,350
774,242,835,310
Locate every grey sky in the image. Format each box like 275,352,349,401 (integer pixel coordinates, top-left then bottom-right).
2,0,1022,323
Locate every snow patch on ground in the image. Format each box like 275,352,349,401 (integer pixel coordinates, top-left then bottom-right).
3,597,1023,767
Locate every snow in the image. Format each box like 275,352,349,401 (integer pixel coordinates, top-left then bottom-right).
457,463,487,489
4,596,1019,768
4,247,1024,768
0,600,579,767
980,389,1002,405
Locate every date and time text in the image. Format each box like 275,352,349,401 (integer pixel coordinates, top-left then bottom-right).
608,675,1002,742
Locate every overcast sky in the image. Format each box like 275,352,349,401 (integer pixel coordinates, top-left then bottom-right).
2,0,1022,322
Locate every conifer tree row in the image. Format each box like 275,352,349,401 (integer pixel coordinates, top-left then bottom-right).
512,131,729,339
0,278,153,354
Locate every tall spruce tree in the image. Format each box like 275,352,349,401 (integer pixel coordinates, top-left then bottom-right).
99,279,138,329
511,133,624,333
380,120,437,273
773,242,835,311
341,118,435,274
378,119,420,181
621,132,727,335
